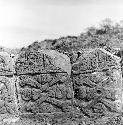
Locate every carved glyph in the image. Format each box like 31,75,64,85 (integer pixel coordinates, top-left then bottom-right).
15,50,73,114
72,48,122,118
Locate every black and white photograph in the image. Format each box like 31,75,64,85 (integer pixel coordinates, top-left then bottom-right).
0,0,123,124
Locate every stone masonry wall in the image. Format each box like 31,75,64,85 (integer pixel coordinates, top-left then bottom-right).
0,48,122,124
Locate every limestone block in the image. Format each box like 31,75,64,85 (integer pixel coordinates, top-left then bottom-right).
0,52,13,76
0,76,18,114
16,73,73,114
15,50,73,114
15,50,71,75
72,48,122,118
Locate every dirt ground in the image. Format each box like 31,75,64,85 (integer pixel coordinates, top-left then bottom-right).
0,112,123,125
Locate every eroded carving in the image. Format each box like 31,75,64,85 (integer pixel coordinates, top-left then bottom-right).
15,50,71,75
0,76,17,114
0,52,13,76
72,48,122,119
15,50,73,114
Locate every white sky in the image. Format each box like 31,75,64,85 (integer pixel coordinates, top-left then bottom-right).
0,0,123,48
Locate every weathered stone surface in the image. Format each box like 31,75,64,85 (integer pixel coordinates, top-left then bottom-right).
16,73,73,114
15,50,71,75
0,47,122,123
0,52,13,76
72,48,122,118
15,50,73,114
39,50,71,75
0,76,18,114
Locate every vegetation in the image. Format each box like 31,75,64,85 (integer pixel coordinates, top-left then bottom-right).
21,19,122,51
19,19,123,66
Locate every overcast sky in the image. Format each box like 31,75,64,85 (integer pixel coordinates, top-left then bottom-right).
0,0,123,48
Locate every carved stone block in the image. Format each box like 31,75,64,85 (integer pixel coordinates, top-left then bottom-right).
0,76,18,114
16,73,73,114
0,52,13,76
15,50,71,75
72,48,122,118
15,50,73,114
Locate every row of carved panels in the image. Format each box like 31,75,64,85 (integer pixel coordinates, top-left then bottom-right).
15,71,121,119
0,49,120,76
0,49,121,119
